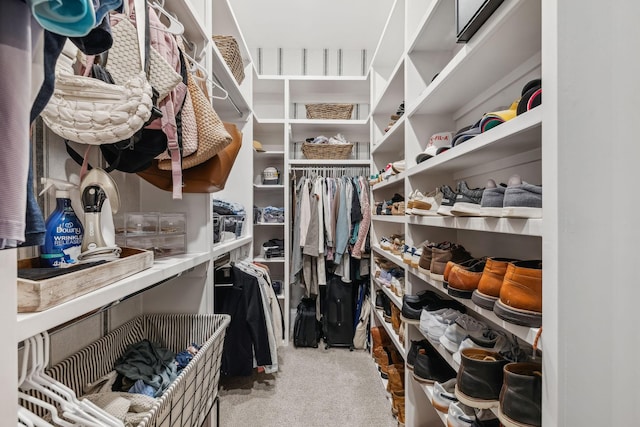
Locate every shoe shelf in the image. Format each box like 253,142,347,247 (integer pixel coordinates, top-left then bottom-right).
16,252,211,343
372,58,404,115
407,0,541,116
407,0,455,54
371,115,405,155
372,302,407,359
374,278,402,309
372,215,406,224
372,172,405,191
255,222,285,226
372,245,405,268
407,215,542,237
415,380,448,427
406,107,542,179
408,268,542,350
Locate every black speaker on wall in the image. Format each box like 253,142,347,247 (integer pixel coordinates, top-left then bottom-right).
456,0,504,43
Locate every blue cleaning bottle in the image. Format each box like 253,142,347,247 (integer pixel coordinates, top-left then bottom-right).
39,178,84,268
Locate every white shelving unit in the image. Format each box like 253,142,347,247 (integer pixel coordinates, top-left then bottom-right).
251,69,372,347
8,0,257,423
372,302,406,360
369,1,545,424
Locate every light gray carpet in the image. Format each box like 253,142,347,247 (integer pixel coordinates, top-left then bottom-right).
219,345,397,427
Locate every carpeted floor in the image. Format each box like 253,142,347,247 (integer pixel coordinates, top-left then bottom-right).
218,345,397,427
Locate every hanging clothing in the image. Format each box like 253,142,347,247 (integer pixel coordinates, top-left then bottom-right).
298,178,312,247
216,266,272,377
0,0,40,246
290,177,304,284
352,177,371,259
314,177,327,286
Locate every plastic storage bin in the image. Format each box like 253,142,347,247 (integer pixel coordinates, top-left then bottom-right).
115,212,187,258
213,214,245,245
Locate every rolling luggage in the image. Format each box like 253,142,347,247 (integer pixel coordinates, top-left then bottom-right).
323,275,355,349
293,297,320,348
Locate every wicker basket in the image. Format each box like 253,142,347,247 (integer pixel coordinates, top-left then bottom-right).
305,103,354,120
213,35,245,85
302,142,354,160
21,314,230,427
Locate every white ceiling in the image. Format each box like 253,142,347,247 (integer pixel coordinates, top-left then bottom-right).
228,0,394,51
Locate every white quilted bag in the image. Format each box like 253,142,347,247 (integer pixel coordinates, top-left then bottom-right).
41,0,153,145
108,11,181,102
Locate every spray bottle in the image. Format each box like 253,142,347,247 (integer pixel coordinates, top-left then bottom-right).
39,178,84,268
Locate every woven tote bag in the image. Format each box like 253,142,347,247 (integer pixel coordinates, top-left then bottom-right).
176,70,231,170
40,0,153,145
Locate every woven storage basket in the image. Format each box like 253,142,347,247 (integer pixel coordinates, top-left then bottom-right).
305,103,354,120
213,35,245,85
302,142,354,160
21,314,230,427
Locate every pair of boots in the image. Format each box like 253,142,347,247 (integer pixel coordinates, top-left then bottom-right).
388,365,405,424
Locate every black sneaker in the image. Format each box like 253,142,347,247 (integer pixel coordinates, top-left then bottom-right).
381,294,392,322
407,339,430,370
450,181,485,216
375,290,385,310
400,291,439,324
437,184,459,216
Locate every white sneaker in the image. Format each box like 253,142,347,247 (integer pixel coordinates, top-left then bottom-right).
402,245,415,264
411,247,422,268
419,308,462,343
432,378,458,413
413,188,443,216
405,189,422,215
447,402,475,427
439,314,489,353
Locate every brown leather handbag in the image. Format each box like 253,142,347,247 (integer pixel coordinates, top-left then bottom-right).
137,121,242,193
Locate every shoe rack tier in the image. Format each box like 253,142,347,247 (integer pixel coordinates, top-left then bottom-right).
372,245,405,268
374,278,402,309
371,300,406,360
407,215,542,237
408,267,541,350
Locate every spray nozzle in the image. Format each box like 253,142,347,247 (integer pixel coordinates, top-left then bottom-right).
39,177,78,197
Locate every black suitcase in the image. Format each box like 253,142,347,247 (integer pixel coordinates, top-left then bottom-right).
323,275,355,349
293,297,320,348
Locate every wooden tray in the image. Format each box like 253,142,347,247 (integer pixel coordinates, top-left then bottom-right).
17,247,154,313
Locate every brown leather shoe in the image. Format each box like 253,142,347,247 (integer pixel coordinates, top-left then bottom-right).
494,260,542,327
371,326,392,355
387,365,405,394
430,243,472,281
417,242,435,274
444,258,483,288
391,389,405,417
472,258,519,310
396,396,406,425
447,259,487,299
391,304,401,334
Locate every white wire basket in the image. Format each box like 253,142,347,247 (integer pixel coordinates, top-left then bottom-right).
21,314,230,427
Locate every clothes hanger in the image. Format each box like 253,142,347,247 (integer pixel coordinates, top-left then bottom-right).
17,405,55,427
25,335,119,427
18,339,76,427
149,1,185,35
37,333,123,427
181,49,229,100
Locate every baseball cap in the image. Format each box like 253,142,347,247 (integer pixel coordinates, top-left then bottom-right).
416,132,453,164
253,140,265,152
452,120,482,147
517,79,542,115
480,99,519,132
